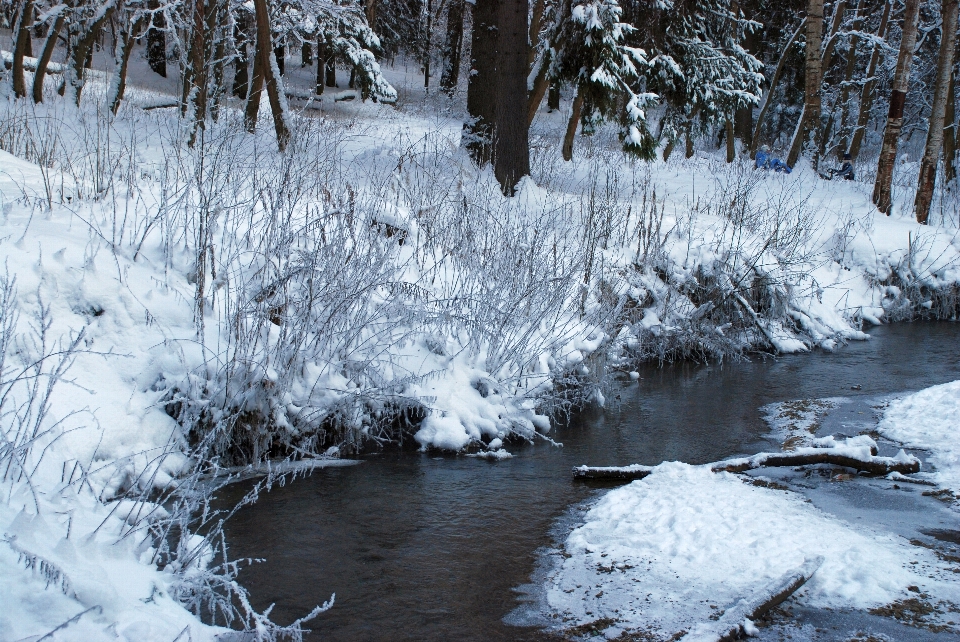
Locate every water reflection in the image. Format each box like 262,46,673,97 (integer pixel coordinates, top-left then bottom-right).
220,322,960,641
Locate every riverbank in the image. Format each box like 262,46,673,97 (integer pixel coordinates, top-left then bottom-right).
2,54,960,640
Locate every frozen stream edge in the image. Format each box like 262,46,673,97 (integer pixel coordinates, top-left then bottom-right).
513,389,960,642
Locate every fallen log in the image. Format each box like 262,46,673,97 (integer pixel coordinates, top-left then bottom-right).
574,446,920,481
680,556,824,642
2,50,64,74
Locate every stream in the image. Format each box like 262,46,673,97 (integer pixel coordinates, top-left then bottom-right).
220,322,960,641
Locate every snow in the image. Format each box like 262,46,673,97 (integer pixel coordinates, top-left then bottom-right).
878,380,960,493
540,462,956,639
2,34,960,642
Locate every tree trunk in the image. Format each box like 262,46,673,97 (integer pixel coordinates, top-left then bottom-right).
185,0,209,147
424,0,432,88
847,0,891,160
527,63,550,125
366,0,377,31
492,0,529,193
750,19,806,157
109,15,147,115
562,91,584,161
726,119,736,162
734,22,758,148
440,0,464,95
945,68,957,185
147,1,167,77
914,0,959,224
233,14,250,98
872,0,921,215
244,34,265,131
836,0,867,159
32,13,64,103
786,0,824,170
548,81,560,111
208,0,227,121
301,42,312,67
315,35,325,95
326,58,337,87
274,43,285,76
465,0,497,164
254,0,290,150
69,3,115,105
12,0,35,98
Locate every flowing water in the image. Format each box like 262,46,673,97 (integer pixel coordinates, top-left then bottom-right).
220,322,960,641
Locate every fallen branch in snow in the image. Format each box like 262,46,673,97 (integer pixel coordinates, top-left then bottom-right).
1,50,64,74
679,556,824,642
574,446,920,481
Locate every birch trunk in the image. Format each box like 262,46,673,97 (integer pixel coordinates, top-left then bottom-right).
872,0,921,215
945,69,957,184
914,0,960,224
847,0,891,160
786,0,825,170
836,0,867,159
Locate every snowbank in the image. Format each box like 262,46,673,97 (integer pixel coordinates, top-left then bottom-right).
878,380,960,493
541,462,953,639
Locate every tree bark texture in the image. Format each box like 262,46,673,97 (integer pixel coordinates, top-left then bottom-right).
233,14,250,98
185,0,209,147
945,69,957,184
847,0,891,160
12,0,35,98
244,34,265,131
914,0,959,224
492,0,529,193
836,0,867,159
465,0,498,165
786,0,824,170
726,119,736,162
440,0,464,95
32,13,64,103
254,0,290,150
315,36,326,95
109,15,147,115
302,42,312,66
872,0,921,215
424,0,432,88
562,91,584,161
69,3,115,105
147,1,167,77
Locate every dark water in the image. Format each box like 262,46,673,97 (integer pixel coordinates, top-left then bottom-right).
220,322,960,641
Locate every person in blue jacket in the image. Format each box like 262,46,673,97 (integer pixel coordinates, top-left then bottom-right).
754,146,792,173
826,153,855,181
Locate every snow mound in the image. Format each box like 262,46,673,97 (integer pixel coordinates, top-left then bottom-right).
542,462,946,639
878,380,960,493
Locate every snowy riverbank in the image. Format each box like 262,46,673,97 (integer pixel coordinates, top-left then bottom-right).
532,380,960,640
2,60,960,639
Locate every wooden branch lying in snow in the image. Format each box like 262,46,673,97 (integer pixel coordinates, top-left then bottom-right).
574,447,920,481
1,50,64,74
679,557,824,642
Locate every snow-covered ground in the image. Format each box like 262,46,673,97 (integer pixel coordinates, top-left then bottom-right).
2,40,960,641
879,380,960,494
531,381,960,640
